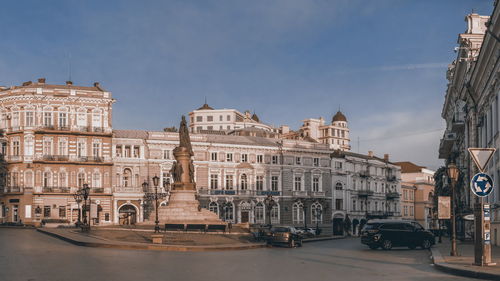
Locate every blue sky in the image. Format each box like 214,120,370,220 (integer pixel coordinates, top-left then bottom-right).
0,0,494,169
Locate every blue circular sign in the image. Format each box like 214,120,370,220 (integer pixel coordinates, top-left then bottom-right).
470,173,494,197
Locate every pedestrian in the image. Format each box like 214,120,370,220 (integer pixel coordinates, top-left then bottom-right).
228,221,232,233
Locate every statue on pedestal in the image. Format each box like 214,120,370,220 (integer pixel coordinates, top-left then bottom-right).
170,161,183,183
179,116,193,156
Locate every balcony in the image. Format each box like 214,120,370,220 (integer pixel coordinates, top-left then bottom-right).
42,187,70,193
357,190,374,197
92,188,104,194
77,156,104,162
292,190,308,197
386,192,400,199
197,189,282,196
438,131,457,159
310,191,326,197
3,186,22,193
386,175,397,182
451,112,465,133
256,190,281,196
115,186,143,193
41,155,70,161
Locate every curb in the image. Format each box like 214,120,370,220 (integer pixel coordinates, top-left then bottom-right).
36,228,267,252
303,236,345,243
430,247,500,280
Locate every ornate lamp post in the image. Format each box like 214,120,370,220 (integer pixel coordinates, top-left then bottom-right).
143,176,167,233
73,190,83,227
264,195,275,227
447,162,459,256
81,184,91,232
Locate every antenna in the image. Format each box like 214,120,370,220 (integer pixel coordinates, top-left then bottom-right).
204,96,207,105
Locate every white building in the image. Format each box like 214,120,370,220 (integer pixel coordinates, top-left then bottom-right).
300,111,351,151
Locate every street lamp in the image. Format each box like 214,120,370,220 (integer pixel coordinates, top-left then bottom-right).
447,162,459,256
73,190,83,227
264,195,275,227
315,205,323,235
81,184,91,232
143,176,167,233
303,204,308,229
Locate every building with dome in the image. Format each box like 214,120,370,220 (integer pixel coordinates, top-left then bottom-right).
300,111,351,151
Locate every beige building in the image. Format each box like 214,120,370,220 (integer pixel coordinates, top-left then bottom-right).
395,161,435,229
401,184,415,220
0,79,115,226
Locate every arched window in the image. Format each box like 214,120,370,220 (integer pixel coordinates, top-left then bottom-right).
78,172,86,188
255,202,264,223
223,202,234,222
11,107,19,128
25,106,35,127
335,182,343,190
311,202,323,223
77,108,87,127
240,174,248,190
209,202,218,215
123,169,132,187
58,107,68,129
43,172,51,188
93,172,101,188
292,202,304,224
271,204,279,224
43,106,53,127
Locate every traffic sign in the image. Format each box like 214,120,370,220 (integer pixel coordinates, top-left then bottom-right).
468,148,496,172
470,173,494,197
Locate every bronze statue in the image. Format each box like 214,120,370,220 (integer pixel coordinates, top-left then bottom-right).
179,115,193,156
170,161,183,183
189,159,195,183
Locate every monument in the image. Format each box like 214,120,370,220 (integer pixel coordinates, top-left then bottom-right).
157,116,225,225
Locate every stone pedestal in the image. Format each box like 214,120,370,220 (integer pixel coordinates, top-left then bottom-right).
151,234,163,244
157,190,224,225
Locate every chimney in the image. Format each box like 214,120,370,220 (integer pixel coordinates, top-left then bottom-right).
94,82,100,87
368,151,374,157
384,154,389,161
66,81,73,85
37,78,46,84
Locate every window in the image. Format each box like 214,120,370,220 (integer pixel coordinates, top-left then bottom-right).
196,126,202,132
58,206,66,218
294,176,302,191
295,157,301,165
335,182,343,190
207,126,213,130
25,111,34,126
292,202,304,223
241,154,248,162
77,108,87,127
133,146,140,158
162,150,170,159
58,112,67,128
43,138,52,155
255,203,264,223
12,140,19,156
312,177,320,192
209,202,218,215
256,175,264,191
313,158,319,167
404,206,408,216
335,199,343,210
12,111,19,128
58,138,68,156
240,174,248,190
77,140,86,157
271,204,279,224
410,206,414,216
92,109,101,128
353,200,356,211
272,155,279,164
226,153,233,162
311,203,322,223
59,172,67,187
211,152,217,161
335,161,342,170
92,142,101,158
207,116,213,122
92,172,101,188
225,175,233,190
162,172,170,188
219,115,223,121
43,172,51,188
43,111,52,127
196,116,202,122
226,115,230,121
271,176,279,191
43,206,51,218
123,169,132,187
257,155,263,163
210,174,218,189
223,203,234,222
78,173,86,188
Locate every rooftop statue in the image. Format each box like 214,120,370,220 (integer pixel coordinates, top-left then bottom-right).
179,115,194,156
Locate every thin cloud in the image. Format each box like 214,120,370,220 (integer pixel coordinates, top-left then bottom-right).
333,62,448,75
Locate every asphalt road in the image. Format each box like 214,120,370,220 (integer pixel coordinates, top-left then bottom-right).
0,229,473,281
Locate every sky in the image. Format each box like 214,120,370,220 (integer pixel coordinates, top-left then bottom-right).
0,0,495,170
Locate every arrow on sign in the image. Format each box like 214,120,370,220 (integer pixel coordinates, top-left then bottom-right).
468,148,496,172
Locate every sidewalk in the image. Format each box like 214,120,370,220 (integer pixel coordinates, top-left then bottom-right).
431,238,500,280
37,228,267,252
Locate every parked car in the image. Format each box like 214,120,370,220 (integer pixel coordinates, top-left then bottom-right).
267,226,303,247
361,220,435,250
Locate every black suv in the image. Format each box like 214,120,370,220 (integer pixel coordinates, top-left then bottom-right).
361,220,435,250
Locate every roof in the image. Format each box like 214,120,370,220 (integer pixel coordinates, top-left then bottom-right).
339,151,395,164
332,111,347,122
251,113,260,122
197,103,214,110
113,130,149,139
4,80,106,92
394,161,425,173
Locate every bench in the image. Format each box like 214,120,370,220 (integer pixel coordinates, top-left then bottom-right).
207,224,226,233
185,224,206,232
165,224,185,232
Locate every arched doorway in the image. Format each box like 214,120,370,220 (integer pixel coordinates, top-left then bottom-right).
332,213,344,236
119,204,137,225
